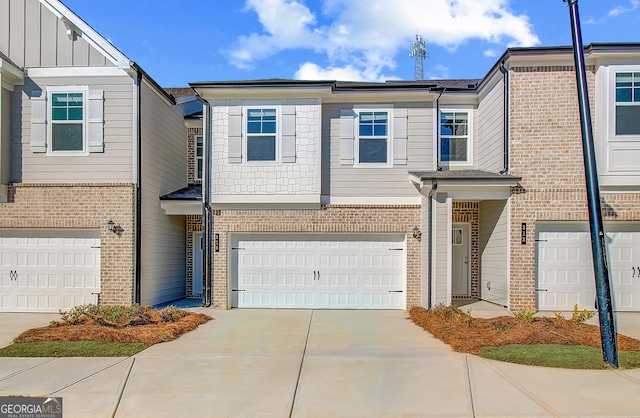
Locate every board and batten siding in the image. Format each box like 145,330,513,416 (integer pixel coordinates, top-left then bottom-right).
322,102,433,198
0,0,113,69
476,78,505,172
479,199,509,306
433,193,451,305
11,75,134,183
139,82,187,306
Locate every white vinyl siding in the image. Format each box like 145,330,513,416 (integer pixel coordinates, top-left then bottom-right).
324,103,433,198
479,200,509,306
0,0,113,69
477,79,505,172
139,82,187,306
13,75,134,183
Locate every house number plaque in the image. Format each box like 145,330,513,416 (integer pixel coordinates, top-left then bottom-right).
521,223,526,245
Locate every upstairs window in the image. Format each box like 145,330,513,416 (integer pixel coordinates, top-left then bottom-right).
51,92,84,152
195,135,203,180
615,72,640,135
440,110,472,164
358,111,389,164
246,108,277,161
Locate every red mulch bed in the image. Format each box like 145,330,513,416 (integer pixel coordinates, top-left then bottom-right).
410,306,640,354
14,311,212,346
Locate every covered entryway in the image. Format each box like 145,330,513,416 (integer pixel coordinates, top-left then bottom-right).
536,223,640,311
0,229,100,312
229,233,406,309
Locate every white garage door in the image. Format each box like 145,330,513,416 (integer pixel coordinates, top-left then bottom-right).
536,224,640,311
0,229,101,312
230,234,405,309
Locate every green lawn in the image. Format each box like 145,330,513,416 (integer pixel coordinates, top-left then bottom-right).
0,341,148,357
480,344,640,369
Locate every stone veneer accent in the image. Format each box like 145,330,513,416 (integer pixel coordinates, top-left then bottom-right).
211,101,320,196
452,202,479,298
186,215,203,297
509,65,640,309
210,205,421,309
0,183,136,305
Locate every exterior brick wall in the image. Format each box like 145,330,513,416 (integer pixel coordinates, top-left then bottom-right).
186,215,203,297
0,183,136,305
187,127,203,185
452,202,479,298
210,205,421,309
508,65,640,309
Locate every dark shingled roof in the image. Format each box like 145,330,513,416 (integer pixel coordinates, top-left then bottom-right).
164,88,195,97
160,184,202,200
409,169,521,182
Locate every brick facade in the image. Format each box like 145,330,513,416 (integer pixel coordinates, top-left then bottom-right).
0,183,136,305
452,202,479,298
508,65,640,309
186,215,203,297
210,205,421,309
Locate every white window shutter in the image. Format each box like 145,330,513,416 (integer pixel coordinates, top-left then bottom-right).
228,106,242,164
30,93,47,153
87,90,104,152
393,108,407,165
281,106,296,163
340,108,355,165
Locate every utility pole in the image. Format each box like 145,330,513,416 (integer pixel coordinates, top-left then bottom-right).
563,0,618,368
409,34,428,80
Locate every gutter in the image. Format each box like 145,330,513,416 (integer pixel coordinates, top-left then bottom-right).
435,89,444,171
499,62,510,175
134,70,142,304
427,181,438,309
196,94,213,307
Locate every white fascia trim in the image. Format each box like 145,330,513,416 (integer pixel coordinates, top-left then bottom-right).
0,59,24,85
160,201,203,215
212,194,320,204
435,186,512,200
324,196,421,205
212,203,321,210
26,67,129,78
39,0,131,69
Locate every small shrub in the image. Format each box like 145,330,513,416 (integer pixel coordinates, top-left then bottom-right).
59,304,92,324
571,304,596,324
553,311,564,322
511,307,537,322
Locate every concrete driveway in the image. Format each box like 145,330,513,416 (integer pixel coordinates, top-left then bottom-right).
1,309,640,417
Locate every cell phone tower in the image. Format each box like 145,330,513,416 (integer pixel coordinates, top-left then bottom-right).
409,34,428,80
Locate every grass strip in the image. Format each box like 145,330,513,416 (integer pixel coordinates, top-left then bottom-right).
480,344,640,369
0,341,148,357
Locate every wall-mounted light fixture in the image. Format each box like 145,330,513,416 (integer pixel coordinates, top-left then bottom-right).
107,220,124,238
412,226,421,240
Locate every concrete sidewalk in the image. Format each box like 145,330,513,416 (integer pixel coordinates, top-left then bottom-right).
0,309,639,417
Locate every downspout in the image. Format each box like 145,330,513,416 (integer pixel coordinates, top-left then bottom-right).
499,62,510,174
435,89,444,171
427,180,438,309
196,95,212,307
134,70,142,304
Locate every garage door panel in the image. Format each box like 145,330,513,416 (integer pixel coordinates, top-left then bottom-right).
537,224,640,311
0,229,101,312
232,234,405,309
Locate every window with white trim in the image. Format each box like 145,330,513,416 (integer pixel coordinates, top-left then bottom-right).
30,86,104,155
246,108,277,162
50,92,84,152
614,71,640,135
195,135,203,180
358,110,389,164
439,109,472,164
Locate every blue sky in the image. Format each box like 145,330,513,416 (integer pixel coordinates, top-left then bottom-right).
62,0,640,87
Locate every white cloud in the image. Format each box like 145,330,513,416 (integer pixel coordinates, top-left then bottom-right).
227,0,540,80
609,0,639,17
484,49,499,58
426,65,450,80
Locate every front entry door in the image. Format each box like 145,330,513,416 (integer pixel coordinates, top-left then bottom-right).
452,223,470,296
192,232,203,295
